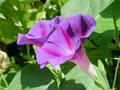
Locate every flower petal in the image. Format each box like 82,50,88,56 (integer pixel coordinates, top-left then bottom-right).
36,25,76,67
70,47,97,77
51,16,64,24
17,20,51,46
36,48,74,68
17,16,63,47
60,19,81,50
17,33,47,47
68,14,96,38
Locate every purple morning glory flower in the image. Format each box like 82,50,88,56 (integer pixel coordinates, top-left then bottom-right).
17,14,96,76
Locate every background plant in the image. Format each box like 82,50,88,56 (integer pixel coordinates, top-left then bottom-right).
0,0,120,90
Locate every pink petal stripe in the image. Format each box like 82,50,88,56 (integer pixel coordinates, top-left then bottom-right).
60,26,75,53
70,47,97,77
41,48,63,57
40,23,46,36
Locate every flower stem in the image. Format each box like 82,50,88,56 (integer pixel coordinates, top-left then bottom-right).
99,72,111,90
26,45,30,56
103,75,111,90
112,58,120,90
47,65,64,87
0,71,8,88
94,76,106,90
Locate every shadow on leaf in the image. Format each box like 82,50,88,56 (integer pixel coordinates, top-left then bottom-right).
20,64,57,89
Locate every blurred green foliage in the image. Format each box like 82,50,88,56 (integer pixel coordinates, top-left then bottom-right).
0,0,120,90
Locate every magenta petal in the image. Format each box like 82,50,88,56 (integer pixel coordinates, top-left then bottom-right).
36,47,74,68
60,19,81,50
70,47,97,77
81,14,96,38
17,20,51,46
17,33,47,47
68,14,96,38
17,33,33,45
36,26,76,67
17,16,64,47
36,48,52,68
47,25,76,54
51,16,64,24
27,20,51,37
48,54,74,66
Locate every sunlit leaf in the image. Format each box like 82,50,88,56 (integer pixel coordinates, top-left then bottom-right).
0,18,21,44
19,0,40,4
60,66,105,90
61,0,113,17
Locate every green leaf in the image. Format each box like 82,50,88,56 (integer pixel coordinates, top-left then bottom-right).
0,0,25,27
60,0,69,4
85,0,120,61
8,64,110,90
19,0,40,4
101,0,120,19
0,0,5,6
61,0,113,17
8,64,57,90
89,16,120,58
60,66,103,90
0,18,21,44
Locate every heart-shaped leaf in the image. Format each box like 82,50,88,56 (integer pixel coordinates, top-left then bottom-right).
61,0,113,18
8,64,57,90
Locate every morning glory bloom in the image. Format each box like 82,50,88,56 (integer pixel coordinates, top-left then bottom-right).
17,14,96,77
